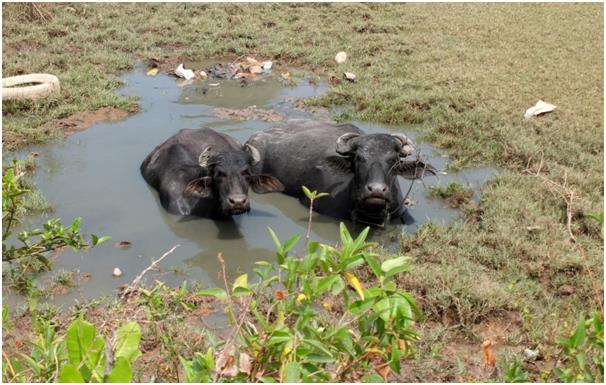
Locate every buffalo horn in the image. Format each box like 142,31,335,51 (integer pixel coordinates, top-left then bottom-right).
198,146,212,168
335,133,360,155
245,144,262,166
391,133,415,156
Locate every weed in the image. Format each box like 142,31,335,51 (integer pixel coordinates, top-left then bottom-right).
429,181,473,208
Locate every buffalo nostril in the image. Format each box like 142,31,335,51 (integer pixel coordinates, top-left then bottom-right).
366,183,388,194
228,195,248,206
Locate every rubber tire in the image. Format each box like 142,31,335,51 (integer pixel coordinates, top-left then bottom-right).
2,73,60,101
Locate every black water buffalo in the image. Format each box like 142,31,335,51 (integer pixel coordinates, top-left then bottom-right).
140,128,284,218
246,120,436,226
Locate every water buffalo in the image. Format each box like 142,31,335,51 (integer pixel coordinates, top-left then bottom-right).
246,120,436,226
140,128,284,218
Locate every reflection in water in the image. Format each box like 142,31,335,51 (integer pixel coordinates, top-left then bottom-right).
4,65,498,307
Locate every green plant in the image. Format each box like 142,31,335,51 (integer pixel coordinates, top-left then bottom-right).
58,318,142,383
187,222,422,382
503,356,530,383
554,312,604,382
2,158,110,294
429,181,472,208
2,316,143,383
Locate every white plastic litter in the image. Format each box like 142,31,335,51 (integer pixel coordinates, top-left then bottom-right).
335,51,347,64
344,72,356,82
262,61,273,70
112,267,123,277
523,348,539,360
524,100,556,119
175,63,195,80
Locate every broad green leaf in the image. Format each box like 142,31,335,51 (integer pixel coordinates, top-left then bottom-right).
361,373,384,382
339,222,353,244
302,185,313,199
399,291,424,322
283,233,302,253
571,314,587,348
65,318,106,381
196,288,228,300
268,331,292,345
349,298,375,315
58,363,85,383
106,357,132,383
233,286,252,297
283,362,302,382
381,256,410,274
352,226,370,250
316,275,339,295
308,240,320,254
340,255,365,271
114,322,141,363
267,227,282,250
363,253,383,279
331,276,346,295
92,235,111,246
373,298,391,322
389,338,402,372
302,338,334,358
233,274,248,289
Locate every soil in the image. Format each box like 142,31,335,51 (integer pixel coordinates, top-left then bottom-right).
53,107,132,136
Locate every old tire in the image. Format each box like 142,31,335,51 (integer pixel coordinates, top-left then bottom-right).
2,73,60,101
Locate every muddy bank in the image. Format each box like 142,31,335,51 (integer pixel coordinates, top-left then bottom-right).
53,106,135,137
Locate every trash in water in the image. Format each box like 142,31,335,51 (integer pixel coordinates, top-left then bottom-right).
335,51,347,64
198,70,208,80
114,241,132,249
112,267,123,277
524,100,556,119
202,57,273,81
175,63,195,80
146,68,159,76
209,83,220,87
344,72,356,82
281,72,291,80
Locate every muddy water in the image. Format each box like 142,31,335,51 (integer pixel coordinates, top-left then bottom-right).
5,66,497,306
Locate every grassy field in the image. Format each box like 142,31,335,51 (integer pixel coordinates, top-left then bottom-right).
2,2,603,382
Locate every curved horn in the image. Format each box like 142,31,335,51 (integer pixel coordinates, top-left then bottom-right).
335,133,360,155
245,144,261,166
198,146,212,168
391,133,415,156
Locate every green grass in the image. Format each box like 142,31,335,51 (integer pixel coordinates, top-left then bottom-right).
2,3,603,382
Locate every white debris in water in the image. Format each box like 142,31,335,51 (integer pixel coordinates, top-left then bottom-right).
262,61,273,70
524,100,556,119
335,51,347,64
112,267,123,277
175,63,195,80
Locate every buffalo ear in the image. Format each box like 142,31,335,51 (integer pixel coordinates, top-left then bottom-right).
318,156,353,175
397,160,437,180
183,177,213,197
250,174,285,194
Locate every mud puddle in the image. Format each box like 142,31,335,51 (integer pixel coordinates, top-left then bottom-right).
3,65,498,308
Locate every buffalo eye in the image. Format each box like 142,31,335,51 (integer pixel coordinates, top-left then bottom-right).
241,169,251,176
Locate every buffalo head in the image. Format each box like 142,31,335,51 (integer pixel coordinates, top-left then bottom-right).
183,144,284,217
326,132,435,216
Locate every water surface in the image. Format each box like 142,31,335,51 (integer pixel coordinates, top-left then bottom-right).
4,66,498,306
